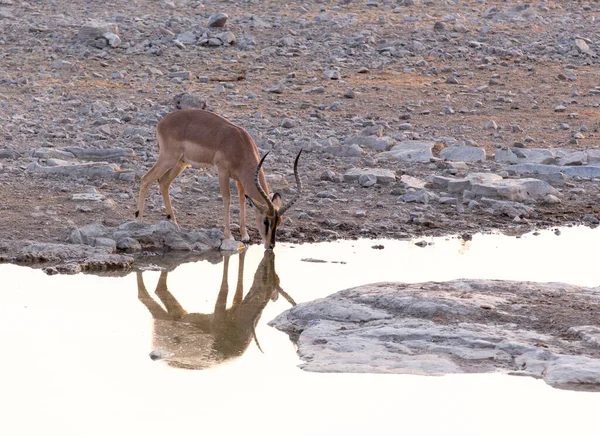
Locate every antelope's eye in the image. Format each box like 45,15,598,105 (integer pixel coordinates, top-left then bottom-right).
263,218,269,226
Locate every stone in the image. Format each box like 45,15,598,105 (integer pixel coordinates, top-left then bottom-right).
177,31,197,45
345,135,395,151
575,38,594,55
77,21,118,45
29,161,121,179
216,31,236,45
173,92,207,110
322,144,363,157
399,175,426,189
344,168,396,185
208,13,228,28
358,174,377,187
72,193,105,201
64,147,135,162
495,148,556,165
484,120,499,130
440,146,486,163
562,166,600,180
220,239,245,252
270,280,600,390
103,32,121,48
116,237,142,253
379,140,434,163
505,163,563,176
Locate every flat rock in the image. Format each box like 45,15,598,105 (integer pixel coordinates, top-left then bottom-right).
495,148,556,165
29,161,121,179
344,168,396,185
322,144,363,157
561,166,600,180
440,146,486,162
345,135,395,151
379,140,434,163
270,280,600,390
64,147,135,161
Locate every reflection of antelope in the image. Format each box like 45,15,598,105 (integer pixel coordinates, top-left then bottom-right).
137,250,295,369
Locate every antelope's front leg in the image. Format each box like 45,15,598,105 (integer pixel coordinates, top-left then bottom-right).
236,181,250,243
218,171,234,240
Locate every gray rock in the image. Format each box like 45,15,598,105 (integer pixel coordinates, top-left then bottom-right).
358,174,377,187
495,148,556,165
344,168,396,185
103,32,121,48
379,140,434,163
216,31,236,45
220,239,244,252
77,21,118,45
575,38,594,55
208,13,228,28
64,147,135,162
440,146,486,162
173,92,207,110
505,163,563,176
32,148,76,160
0,149,17,159
322,144,363,157
479,198,534,218
562,166,600,180
399,175,426,189
345,135,395,151
116,237,142,253
177,31,197,45
401,189,438,204
29,161,121,179
270,280,600,390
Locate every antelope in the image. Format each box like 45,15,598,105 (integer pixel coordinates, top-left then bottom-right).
137,249,295,369
135,109,303,249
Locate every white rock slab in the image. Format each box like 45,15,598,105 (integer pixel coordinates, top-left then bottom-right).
379,140,434,163
270,280,600,390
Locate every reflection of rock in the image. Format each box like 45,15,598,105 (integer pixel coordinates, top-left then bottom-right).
138,250,295,370
270,280,600,391
0,240,133,273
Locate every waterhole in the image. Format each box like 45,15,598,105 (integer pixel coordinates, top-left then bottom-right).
1,226,599,435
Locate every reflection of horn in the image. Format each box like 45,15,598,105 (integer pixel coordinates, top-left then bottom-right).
253,152,275,214
278,149,303,215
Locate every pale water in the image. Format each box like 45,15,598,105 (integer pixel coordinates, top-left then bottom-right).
1,226,599,436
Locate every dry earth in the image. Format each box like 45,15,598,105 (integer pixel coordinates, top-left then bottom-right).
1,0,600,252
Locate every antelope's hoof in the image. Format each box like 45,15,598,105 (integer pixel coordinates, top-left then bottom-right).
241,235,250,243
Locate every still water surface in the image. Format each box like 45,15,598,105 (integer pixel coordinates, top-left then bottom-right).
1,226,599,435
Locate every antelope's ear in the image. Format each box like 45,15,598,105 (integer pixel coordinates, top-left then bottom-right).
271,192,283,209
245,195,254,208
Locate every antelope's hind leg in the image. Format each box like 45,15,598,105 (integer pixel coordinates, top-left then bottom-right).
158,161,188,224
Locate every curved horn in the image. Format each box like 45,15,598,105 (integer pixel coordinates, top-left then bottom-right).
254,152,274,214
278,149,303,215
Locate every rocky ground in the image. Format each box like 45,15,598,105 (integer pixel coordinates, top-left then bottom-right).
1,0,600,266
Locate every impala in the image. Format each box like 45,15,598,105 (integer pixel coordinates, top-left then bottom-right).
135,109,302,249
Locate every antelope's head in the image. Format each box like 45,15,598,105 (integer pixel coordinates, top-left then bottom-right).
249,150,303,250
